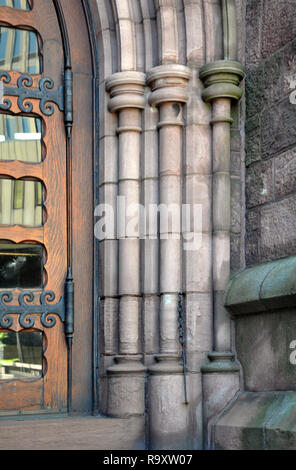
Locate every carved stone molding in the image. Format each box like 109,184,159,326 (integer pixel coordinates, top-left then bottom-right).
147,64,191,108
105,71,146,113
199,60,244,102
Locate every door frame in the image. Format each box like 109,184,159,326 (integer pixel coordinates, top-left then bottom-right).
62,0,99,414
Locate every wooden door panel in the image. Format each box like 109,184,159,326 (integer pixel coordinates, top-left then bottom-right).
0,1,64,84
0,315,66,411
0,0,67,414
0,97,67,296
0,0,94,416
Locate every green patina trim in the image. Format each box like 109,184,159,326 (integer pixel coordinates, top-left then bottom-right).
201,360,240,373
215,392,296,449
222,0,238,61
199,60,244,81
201,352,240,373
199,60,245,102
225,255,296,315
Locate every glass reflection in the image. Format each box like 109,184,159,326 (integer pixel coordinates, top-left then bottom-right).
0,178,43,226
0,26,40,74
0,242,43,288
0,0,31,10
0,331,42,381
0,115,42,163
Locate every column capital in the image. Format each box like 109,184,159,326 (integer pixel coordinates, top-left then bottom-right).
106,71,146,113
147,64,191,107
199,60,244,102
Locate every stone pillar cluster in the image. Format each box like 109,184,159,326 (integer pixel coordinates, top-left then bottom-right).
105,66,192,445
93,0,245,452
104,56,244,447
101,2,245,450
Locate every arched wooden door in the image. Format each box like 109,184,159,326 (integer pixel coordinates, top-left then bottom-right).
0,0,94,416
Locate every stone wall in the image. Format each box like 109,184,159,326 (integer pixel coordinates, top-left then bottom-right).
245,0,296,266
230,0,246,274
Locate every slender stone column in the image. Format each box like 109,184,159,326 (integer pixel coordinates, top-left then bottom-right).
199,60,244,447
146,64,191,450
200,60,244,359
105,71,146,418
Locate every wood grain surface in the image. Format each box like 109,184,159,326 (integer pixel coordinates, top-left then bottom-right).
0,0,94,415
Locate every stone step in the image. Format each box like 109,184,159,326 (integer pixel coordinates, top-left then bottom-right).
213,392,296,450
0,415,145,450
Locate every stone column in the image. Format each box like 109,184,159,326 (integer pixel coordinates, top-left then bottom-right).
105,71,146,418
199,60,244,447
146,64,191,450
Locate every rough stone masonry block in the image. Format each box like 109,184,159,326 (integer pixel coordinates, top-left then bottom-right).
262,0,296,59
231,177,242,234
274,148,296,200
245,0,262,67
260,196,296,263
283,41,296,98
245,116,261,167
262,98,296,159
247,41,296,121
246,159,274,209
246,65,264,120
245,209,260,267
262,41,296,107
230,233,243,274
263,49,284,106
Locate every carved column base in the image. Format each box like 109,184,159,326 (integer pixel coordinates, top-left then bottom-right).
201,352,240,449
107,355,146,418
148,355,192,450
201,351,240,373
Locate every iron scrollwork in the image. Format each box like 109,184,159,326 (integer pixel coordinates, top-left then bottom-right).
0,72,64,116
0,290,65,330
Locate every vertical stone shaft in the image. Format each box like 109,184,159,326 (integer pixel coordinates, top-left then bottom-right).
142,101,160,361
159,101,183,357
105,71,146,417
118,107,141,355
147,65,191,360
199,60,244,356
212,98,232,351
147,64,191,450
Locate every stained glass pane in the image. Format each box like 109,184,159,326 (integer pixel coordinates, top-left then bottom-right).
0,242,43,288
0,115,42,162
0,26,41,74
0,178,43,226
0,331,43,381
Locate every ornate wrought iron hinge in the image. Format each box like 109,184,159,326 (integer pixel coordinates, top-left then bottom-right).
0,290,65,330
178,292,188,404
0,72,64,116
